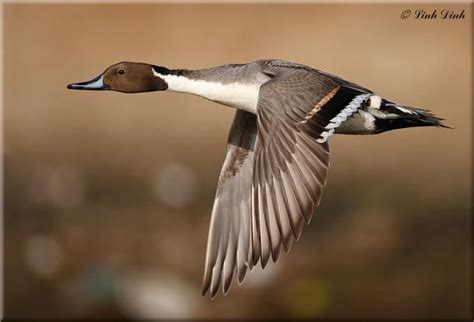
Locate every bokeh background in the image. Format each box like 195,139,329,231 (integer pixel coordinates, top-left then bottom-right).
3,3,471,320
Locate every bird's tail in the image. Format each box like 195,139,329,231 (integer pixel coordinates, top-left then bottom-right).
380,103,452,130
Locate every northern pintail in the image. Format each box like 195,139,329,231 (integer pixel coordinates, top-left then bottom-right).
68,59,448,299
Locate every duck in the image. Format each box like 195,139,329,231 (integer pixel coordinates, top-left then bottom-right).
68,59,448,299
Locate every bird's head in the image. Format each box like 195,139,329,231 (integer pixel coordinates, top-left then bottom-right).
67,61,170,93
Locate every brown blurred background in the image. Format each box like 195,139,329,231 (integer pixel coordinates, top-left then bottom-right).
3,3,471,320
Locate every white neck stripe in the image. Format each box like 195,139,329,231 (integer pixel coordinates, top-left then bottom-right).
153,70,260,114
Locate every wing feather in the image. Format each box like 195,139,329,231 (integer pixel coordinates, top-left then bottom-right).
202,110,256,298
203,60,373,298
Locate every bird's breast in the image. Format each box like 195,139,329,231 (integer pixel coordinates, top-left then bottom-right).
160,73,261,114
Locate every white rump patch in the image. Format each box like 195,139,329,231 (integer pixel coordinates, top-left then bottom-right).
153,70,260,114
317,93,371,143
368,95,382,109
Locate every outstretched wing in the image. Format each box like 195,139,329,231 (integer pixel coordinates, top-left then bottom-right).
250,61,373,266
203,60,374,298
202,110,257,299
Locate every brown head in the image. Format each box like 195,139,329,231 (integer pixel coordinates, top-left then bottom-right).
67,62,169,93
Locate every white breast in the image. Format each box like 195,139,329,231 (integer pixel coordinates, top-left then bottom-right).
154,72,260,114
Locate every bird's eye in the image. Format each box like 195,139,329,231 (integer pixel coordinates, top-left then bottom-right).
118,69,125,75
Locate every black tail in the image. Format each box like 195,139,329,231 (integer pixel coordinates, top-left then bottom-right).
375,103,452,133
403,106,452,129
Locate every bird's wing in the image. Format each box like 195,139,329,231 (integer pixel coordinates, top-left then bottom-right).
202,110,257,298
203,61,373,298
250,61,373,266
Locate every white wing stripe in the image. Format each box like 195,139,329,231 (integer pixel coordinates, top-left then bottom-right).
317,93,371,143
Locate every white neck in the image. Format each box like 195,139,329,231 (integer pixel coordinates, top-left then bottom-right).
153,71,260,114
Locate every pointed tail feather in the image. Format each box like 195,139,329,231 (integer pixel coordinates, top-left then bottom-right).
385,103,452,129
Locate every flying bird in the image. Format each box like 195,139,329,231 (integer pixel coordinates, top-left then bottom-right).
68,59,448,299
